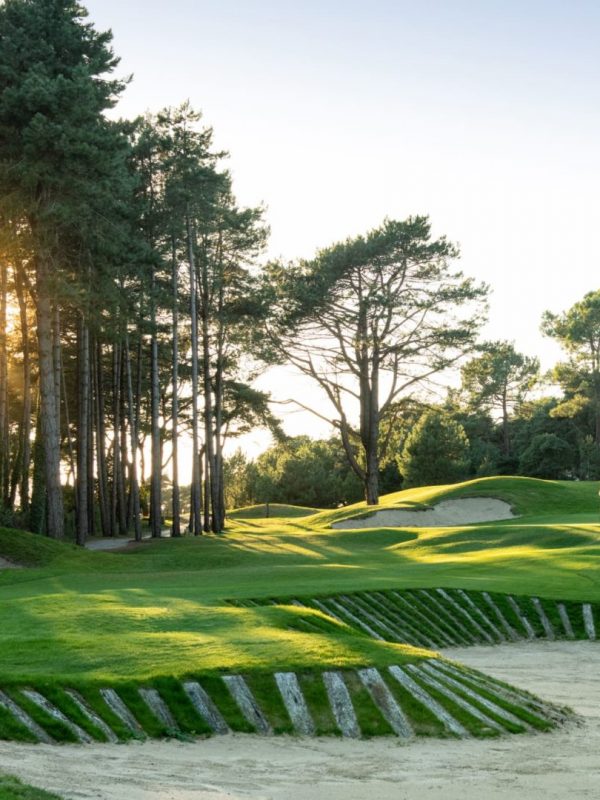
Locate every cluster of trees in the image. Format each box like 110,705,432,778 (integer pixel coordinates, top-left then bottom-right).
1,1,599,541
226,293,600,506
0,0,276,540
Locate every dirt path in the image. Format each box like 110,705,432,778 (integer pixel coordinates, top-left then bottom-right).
0,641,598,800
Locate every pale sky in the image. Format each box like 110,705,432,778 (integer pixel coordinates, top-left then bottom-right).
86,0,600,454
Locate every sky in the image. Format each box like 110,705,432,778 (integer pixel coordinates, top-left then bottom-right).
85,0,600,453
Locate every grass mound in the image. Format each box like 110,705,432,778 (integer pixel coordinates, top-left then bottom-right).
229,503,319,519
0,528,91,569
0,476,596,742
311,476,600,528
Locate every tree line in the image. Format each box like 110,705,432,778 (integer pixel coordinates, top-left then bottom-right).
0,1,598,543
0,0,276,540
225,296,600,509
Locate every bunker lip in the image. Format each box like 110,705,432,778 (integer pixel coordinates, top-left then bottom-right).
332,497,516,529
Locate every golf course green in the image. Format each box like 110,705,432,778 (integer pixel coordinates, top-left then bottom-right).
0,476,598,746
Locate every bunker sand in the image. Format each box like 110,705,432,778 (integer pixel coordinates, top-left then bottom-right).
332,497,516,529
0,641,598,800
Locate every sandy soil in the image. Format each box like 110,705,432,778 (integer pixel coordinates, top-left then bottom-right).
0,556,20,569
0,641,598,800
332,497,516,529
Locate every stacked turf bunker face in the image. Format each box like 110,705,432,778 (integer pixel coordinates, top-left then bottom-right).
0,584,586,743
0,476,597,744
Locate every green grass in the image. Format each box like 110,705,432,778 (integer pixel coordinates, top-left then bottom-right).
0,776,63,800
0,477,599,687
228,503,319,519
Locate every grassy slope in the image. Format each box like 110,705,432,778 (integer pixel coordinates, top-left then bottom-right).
0,775,62,800
229,503,318,519
0,477,598,684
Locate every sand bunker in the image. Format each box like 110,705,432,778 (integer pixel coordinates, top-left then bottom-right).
0,641,597,800
332,497,516,529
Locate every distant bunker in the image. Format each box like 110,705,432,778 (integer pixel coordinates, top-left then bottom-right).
332,498,516,529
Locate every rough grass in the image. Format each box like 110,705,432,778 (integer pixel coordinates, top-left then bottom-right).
0,477,599,687
0,776,63,800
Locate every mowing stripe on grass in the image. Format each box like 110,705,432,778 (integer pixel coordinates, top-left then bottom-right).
0,690,54,743
436,589,495,644
422,662,527,731
139,688,178,731
482,592,520,641
183,682,230,734
532,598,555,640
357,668,413,738
274,673,315,735
405,665,503,733
557,604,575,639
222,675,272,734
65,690,118,743
388,665,468,737
21,690,93,743
322,672,360,738
100,689,145,736
456,590,505,642
583,604,596,640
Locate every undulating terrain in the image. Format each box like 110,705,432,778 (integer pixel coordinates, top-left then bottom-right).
0,476,598,750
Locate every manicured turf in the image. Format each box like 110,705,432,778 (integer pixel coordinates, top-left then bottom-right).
0,477,599,685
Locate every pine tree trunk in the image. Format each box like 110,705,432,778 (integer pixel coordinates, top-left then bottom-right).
200,258,219,532
94,342,110,536
124,334,141,541
118,353,128,534
15,266,32,512
358,293,380,507
213,302,226,532
171,238,181,537
87,343,95,537
34,258,64,538
110,343,121,536
186,213,202,535
150,265,162,538
30,402,46,535
76,316,90,545
0,261,8,507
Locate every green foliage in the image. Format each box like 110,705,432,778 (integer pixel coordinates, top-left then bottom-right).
247,436,363,508
399,409,470,488
542,289,600,446
518,433,576,479
223,450,256,510
461,341,539,415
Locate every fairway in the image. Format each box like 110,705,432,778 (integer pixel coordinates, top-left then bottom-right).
0,476,598,745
